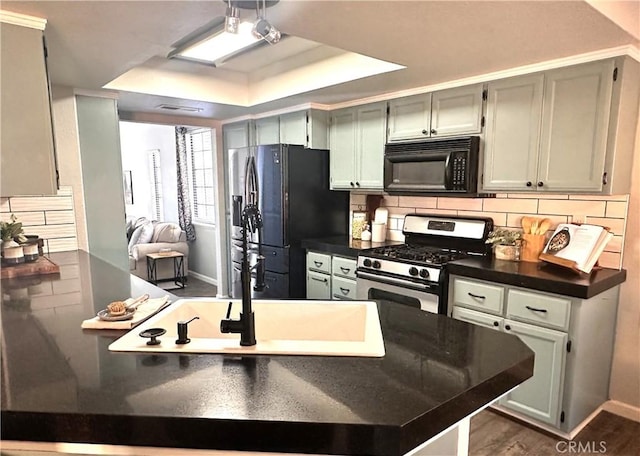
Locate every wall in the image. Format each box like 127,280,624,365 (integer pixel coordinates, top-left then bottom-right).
351,193,628,269
607,113,640,419
0,186,78,253
119,121,178,222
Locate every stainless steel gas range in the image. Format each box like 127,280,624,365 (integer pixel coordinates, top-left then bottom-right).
356,214,493,314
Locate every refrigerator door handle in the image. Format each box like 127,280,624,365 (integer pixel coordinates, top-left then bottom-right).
244,156,259,207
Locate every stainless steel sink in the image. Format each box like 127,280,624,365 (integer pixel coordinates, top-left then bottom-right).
109,298,385,357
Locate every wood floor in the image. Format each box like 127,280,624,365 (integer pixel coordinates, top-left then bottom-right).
470,409,640,456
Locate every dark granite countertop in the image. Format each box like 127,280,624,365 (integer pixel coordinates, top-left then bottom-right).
1,250,533,455
448,257,627,299
301,236,403,258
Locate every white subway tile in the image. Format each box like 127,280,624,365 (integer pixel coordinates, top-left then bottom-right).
5,211,46,225
45,210,76,225
415,208,457,216
586,217,626,236
569,194,628,201
458,211,507,226
350,194,367,206
24,224,77,238
380,195,399,207
538,200,605,217
47,238,78,253
398,196,437,209
483,198,539,214
387,230,405,242
437,198,483,211
506,214,568,230
1,198,9,212
495,194,509,198
57,186,73,196
506,193,568,200
605,236,623,253
605,201,628,218
10,196,73,211
597,252,621,270
386,207,415,217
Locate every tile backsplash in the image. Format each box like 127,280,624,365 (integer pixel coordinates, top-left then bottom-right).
351,192,629,269
1,186,79,254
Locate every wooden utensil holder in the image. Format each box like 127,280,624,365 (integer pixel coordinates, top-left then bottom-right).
521,234,546,262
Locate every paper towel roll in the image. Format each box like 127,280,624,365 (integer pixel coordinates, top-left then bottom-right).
372,222,386,242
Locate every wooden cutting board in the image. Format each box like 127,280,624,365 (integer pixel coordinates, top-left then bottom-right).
1,256,60,279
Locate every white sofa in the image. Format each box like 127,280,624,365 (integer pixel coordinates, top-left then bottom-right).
127,220,189,282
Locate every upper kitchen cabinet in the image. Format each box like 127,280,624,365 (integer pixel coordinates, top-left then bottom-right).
387,84,484,142
1,19,57,197
279,110,328,149
329,102,386,190
223,120,252,150
254,116,280,146
482,57,639,194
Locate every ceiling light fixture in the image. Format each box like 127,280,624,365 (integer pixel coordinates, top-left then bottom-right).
252,0,281,44
168,0,281,66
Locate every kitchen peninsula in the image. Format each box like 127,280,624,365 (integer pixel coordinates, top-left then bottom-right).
1,250,533,456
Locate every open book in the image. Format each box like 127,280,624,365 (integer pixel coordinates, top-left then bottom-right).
539,223,613,274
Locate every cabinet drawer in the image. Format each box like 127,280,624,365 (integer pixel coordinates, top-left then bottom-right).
332,276,357,300
332,256,357,279
307,271,331,300
452,306,503,331
452,278,505,315
507,290,571,331
306,252,331,274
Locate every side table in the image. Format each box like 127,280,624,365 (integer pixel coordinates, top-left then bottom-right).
146,251,186,289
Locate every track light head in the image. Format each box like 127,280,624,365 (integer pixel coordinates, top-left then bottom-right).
225,6,240,33
252,18,281,44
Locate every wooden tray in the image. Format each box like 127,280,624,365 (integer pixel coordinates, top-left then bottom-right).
1,256,60,279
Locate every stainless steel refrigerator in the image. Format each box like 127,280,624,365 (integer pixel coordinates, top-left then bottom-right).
228,144,349,298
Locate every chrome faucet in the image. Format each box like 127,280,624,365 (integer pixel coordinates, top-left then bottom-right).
220,203,264,346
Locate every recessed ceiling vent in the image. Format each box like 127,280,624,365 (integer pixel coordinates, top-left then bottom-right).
156,104,203,113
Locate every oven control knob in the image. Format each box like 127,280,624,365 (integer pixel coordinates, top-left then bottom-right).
419,269,430,279
363,258,372,267
409,267,419,276
372,260,381,269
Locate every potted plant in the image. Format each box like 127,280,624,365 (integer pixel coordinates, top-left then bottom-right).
1,214,27,265
485,227,522,261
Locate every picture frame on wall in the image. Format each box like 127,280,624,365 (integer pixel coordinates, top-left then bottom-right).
123,170,133,205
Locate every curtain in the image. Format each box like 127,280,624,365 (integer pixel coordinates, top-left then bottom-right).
175,126,196,241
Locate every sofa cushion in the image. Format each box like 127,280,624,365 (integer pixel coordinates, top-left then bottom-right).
128,220,154,253
152,223,183,243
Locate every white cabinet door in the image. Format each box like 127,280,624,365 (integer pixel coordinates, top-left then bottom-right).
223,121,251,150
329,108,357,190
1,23,57,196
538,60,614,192
431,84,484,136
482,75,544,191
279,111,307,146
500,319,567,427
307,270,331,300
387,93,432,142
356,102,386,189
254,117,279,145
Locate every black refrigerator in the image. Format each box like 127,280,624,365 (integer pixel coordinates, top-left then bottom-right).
228,144,349,299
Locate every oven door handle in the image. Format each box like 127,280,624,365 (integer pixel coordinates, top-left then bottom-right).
357,270,437,293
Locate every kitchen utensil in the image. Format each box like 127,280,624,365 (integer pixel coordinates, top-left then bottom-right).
531,218,539,235
97,308,135,321
537,218,552,235
521,216,533,234
126,294,150,311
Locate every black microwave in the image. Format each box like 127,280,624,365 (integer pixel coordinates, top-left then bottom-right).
383,136,480,196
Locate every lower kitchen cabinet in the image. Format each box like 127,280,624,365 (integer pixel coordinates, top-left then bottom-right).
449,274,619,435
306,251,357,300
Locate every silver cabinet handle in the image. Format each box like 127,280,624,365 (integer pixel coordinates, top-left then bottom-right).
311,276,328,283
313,261,323,267
340,287,350,295
340,267,350,274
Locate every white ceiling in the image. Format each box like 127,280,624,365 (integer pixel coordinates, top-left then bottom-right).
2,1,639,121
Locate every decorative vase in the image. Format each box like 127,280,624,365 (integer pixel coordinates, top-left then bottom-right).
1,240,25,265
494,244,519,261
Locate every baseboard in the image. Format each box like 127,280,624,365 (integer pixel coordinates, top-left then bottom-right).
187,270,217,287
602,400,640,422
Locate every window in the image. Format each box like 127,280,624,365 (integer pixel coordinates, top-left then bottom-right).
148,149,163,221
186,128,216,223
